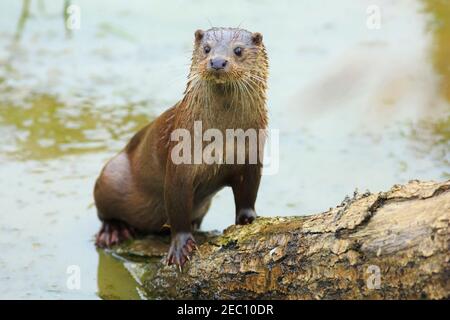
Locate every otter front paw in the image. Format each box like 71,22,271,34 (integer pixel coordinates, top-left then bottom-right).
236,208,256,225
167,232,197,268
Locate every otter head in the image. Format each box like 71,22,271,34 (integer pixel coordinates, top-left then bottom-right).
190,27,268,85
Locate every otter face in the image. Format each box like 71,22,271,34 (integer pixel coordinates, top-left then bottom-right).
192,28,266,84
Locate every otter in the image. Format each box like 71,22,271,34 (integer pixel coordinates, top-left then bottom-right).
94,27,268,267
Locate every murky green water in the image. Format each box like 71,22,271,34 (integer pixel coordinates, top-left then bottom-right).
0,0,448,299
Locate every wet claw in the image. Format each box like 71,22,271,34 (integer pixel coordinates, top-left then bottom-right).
95,220,136,248
167,232,197,269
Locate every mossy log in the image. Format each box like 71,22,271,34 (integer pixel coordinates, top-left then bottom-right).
109,180,450,299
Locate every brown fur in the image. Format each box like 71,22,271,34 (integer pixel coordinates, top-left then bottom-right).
94,27,269,266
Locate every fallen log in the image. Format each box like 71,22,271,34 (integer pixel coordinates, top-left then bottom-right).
106,180,450,299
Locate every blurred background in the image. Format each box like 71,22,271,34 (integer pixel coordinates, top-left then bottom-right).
0,0,448,299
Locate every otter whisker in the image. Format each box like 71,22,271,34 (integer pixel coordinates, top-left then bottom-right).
244,76,265,93
246,73,266,84
240,79,258,111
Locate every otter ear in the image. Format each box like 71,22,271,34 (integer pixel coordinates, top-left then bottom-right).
195,29,204,43
252,32,263,45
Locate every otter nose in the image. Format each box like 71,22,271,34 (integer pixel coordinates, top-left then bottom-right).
210,58,228,70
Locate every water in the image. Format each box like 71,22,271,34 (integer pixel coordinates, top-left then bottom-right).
0,0,448,299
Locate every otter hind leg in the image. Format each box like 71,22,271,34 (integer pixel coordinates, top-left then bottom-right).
191,197,212,231
95,219,137,248
191,217,203,231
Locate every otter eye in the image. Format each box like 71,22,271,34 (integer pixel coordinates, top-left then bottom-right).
234,47,243,56
204,46,211,54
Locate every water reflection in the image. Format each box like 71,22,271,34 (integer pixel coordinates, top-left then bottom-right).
423,0,450,102
14,0,30,41
0,94,151,160
97,250,142,300
15,0,74,41
406,116,450,178
410,0,450,175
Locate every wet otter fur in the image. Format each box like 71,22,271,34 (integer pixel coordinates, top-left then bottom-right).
94,27,269,267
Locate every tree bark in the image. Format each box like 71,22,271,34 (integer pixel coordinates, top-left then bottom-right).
111,180,450,299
